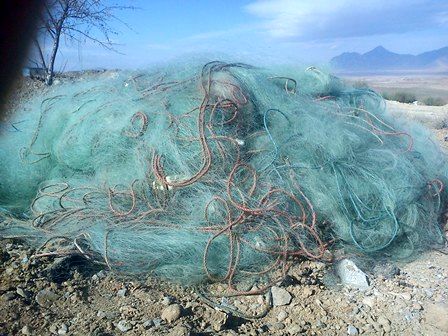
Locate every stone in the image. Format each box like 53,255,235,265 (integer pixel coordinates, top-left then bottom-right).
21,325,32,335
373,263,400,279
269,322,285,331
277,310,288,322
2,292,16,301
58,323,68,335
161,304,182,323
117,320,132,332
412,303,422,311
377,316,390,326
302,287,314,298
152,318,162,327
401,292,412,301
142,320,154,329
35,289,59,307
168,325,190,336
424,303,448,332
335,259,369,290
117,288,127,297
162,295,175,305
362,296,376,308
271,286,292,306
347,325,359,335
16,287,30,299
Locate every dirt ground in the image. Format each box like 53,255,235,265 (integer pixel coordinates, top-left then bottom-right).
345,75,448,102
1,75,448,336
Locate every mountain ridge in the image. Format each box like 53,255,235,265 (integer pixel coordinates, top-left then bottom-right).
330,46,448,73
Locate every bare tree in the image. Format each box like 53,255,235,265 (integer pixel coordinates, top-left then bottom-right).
33,0,133,85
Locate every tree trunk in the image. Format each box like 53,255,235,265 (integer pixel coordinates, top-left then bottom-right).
45,2,68,86
45,25,62,86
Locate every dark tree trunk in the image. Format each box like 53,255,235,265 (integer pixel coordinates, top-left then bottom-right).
45,26,61,85
45,3,68,86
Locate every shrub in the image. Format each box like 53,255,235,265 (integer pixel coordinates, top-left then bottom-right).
423,97,446,106
381,91,417,104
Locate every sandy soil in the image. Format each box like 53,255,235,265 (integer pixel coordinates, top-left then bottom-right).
344,76,448,102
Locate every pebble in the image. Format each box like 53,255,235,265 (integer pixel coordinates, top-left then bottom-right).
277,310,288,322
401,292,412,301
35,289,59,307
347,325,359,335
302,287,314,298
161,304,182,323
21,325,31,335
412,302,422,311
168,325,190,336
117,288,127,297
58,323,68,335
336,259,369,290
2,292,16,301
373,263,400,279
142,320,154,329
16,287,29,299
162,295,175,305
271,286,292,306
117,320,132,332
362,296,375,308
269,322,285,331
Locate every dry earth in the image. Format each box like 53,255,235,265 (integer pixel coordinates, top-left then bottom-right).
1,76,448,336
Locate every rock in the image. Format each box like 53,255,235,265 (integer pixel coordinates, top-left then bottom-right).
16,287,30,299
268,322,285,331
49,324,58,334
377,316,390,326
117,288,127,297
373,263,400,279
335,259,369,290
271,286,292,306
277,310,288,322
347,325,359,335
153,318,162,327
35,289,59,307
377,316,391,332
424,303,448,332
161,304,182,323
117,320,132,332
2,292,16,301
401,292,412,301
412,303,423,311
162,295,175,305
204,309,228,331
168,325,190,336
21,325,32,335
287,324,304,334
142,320,154,329
302,287,314,298
58,323,68,335
362,296,376,308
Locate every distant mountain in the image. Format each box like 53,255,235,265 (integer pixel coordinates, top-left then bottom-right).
330,46,448,73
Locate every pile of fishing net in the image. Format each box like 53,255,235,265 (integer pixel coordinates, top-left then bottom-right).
0,61,446,292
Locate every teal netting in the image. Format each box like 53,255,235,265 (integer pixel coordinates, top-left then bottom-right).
0,61,446,290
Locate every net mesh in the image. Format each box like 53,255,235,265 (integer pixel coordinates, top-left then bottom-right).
0,61,446,290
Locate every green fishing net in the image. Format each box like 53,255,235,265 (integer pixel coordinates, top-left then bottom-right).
0,61,446,289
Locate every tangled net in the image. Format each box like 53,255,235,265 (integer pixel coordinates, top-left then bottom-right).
0,61,446,295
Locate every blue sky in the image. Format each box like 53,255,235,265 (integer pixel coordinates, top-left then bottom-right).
53,0,448,70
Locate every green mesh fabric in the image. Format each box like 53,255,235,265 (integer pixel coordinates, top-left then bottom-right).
0,61,446,286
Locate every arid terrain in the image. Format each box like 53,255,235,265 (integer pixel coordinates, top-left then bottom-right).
0,75,447,336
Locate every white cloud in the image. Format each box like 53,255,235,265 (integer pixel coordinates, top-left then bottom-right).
245,0,448,40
